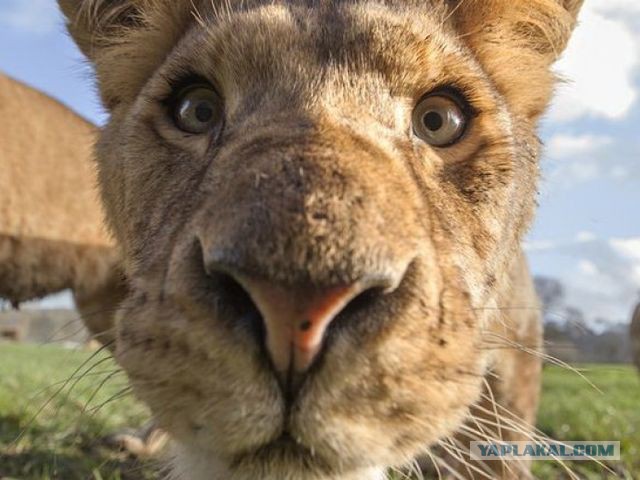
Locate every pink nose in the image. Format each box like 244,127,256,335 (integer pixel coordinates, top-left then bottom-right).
234,277,372,375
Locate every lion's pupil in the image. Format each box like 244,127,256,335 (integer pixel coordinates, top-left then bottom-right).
195,103,213,123
423,111,443,131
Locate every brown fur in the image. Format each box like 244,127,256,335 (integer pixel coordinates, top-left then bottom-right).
0,73,125,343
59,1,583,478
631,302,640,373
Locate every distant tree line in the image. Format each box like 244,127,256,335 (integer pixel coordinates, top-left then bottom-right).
534,276,633,365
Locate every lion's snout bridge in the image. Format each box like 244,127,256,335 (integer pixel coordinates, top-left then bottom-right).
191,127,419,390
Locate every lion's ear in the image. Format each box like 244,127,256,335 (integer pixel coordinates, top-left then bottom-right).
58,0,193,109
562,0,584,24
57,0,144,60
450,0,584,118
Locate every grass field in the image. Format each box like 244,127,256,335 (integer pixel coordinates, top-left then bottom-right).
0,343,638,479
0,344,153,480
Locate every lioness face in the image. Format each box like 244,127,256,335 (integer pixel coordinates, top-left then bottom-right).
60,0,582,478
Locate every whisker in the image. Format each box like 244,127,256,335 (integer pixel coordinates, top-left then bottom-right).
80,369,124,416
11,339,115,446
422,448,443,480
53,354,118,417
425,444,468,480
481,331,602,394
438,438,492,480
470,411,582,480
86,386,134,417
478,396,616,477
26,369,122,400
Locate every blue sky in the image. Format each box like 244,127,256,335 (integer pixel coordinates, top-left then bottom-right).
1,0,639,324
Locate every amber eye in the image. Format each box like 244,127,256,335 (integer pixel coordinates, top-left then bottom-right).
173,85,223,135
412,92,469,147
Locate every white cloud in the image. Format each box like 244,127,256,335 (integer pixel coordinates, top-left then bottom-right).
611,238,640,285
591,0,640,16
546,134,612,159
541,132,639,190
611,238,640,260
610,165,629,180
576,231,597,243
578,259,598,276
548,4,639,122
527,235,640,325
544,159,600,190
0,0,61,35
523,240,558,252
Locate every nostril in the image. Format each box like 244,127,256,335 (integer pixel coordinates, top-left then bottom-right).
340,285,385,319
337,267,406,322
207,271,265,342
324,285,386,340
327,269,408,340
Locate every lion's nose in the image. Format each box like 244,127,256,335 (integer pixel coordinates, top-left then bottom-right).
235,278,372,375
205,260,402,378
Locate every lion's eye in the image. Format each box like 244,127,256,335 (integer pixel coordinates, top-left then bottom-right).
173,85,223,135
412,92,469,147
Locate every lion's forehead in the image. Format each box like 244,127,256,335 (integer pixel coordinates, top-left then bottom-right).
155,1,480,111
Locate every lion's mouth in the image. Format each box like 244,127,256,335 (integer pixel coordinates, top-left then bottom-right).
229,430,333,473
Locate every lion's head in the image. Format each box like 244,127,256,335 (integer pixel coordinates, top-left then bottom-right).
59,1,582,478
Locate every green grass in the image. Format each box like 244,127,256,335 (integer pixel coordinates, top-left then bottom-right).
0,343,155,480
532,364,640,479
1,344,638,479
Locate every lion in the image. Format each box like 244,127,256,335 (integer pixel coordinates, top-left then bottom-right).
631,299,640,373
58,0,583,478
0,72,124,345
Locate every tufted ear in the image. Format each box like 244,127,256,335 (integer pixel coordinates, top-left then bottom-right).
449,0,584,119
58,0,195,109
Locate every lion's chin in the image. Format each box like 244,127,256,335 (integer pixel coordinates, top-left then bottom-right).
170,435,388,480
